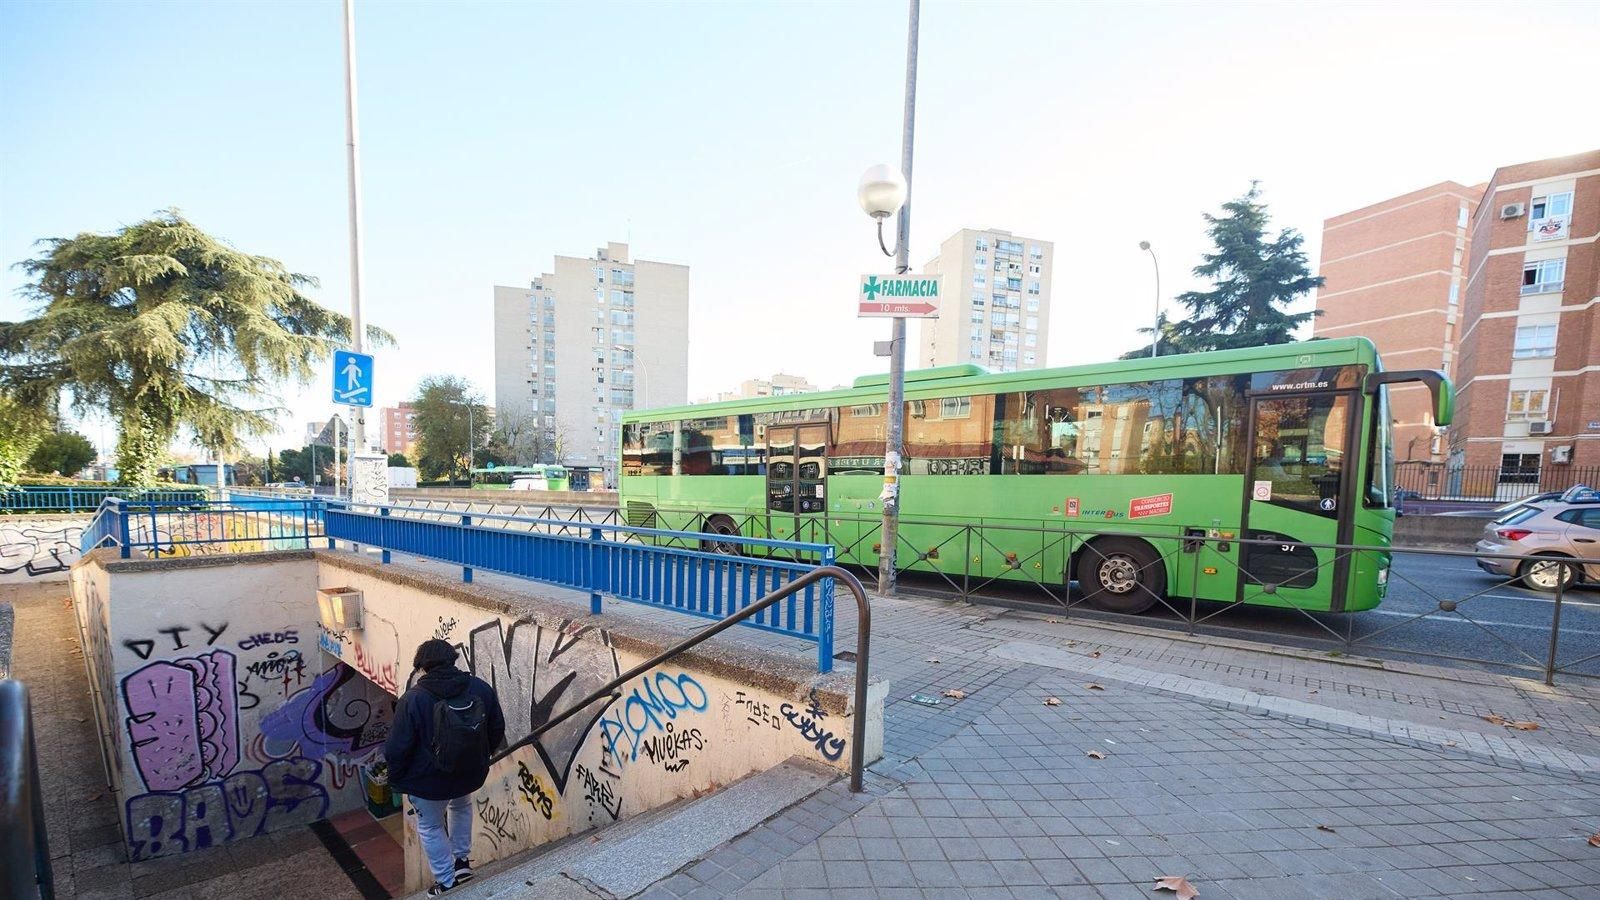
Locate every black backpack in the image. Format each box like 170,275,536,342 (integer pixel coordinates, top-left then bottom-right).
429,692,488,773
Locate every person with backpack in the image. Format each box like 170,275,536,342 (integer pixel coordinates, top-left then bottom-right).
383,639,507,895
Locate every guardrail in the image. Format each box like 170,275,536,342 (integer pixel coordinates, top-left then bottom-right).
324,502,839,673
2,486,210,514
1,679,54,899
633,507,1600,685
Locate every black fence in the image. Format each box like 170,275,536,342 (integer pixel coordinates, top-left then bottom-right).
1395,463,1599,502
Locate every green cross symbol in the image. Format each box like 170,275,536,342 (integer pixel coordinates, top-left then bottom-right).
862,276,881,300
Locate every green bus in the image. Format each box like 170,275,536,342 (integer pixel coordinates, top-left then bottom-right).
619,338,1451,614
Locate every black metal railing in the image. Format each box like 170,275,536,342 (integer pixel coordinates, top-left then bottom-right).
527,565,873,792
1,679,54,899
1395,462,1599,502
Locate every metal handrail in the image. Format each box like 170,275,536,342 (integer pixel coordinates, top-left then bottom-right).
1,679,54,899
527,565,873,792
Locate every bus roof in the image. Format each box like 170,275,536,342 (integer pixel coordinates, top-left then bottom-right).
626,337,1382,422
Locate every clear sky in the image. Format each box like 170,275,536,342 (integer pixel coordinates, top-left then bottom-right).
3,0,1598,458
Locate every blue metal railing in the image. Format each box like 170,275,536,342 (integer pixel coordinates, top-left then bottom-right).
325,503,839,673
1,485,209,514
78,499,325,557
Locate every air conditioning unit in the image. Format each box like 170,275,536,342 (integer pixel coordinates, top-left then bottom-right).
1528,420,1554,435
1550,445,1573,464
1500,203,1525,220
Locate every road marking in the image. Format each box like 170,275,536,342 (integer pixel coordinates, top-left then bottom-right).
1477,593,1600,608
1365,609,1600,636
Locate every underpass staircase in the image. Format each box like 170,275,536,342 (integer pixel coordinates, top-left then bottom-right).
420,757,836,899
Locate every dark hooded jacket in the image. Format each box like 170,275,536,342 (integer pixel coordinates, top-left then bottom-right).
383,664,506,801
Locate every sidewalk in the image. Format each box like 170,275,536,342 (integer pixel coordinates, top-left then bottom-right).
624,588,1600,899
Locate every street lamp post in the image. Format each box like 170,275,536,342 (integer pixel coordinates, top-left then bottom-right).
466,401,474,488
1139,241,1160,358
857,0,920,598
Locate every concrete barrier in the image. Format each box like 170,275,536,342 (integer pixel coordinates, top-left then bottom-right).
391,488,617,508
1394,513,1492,550
1,514,91,583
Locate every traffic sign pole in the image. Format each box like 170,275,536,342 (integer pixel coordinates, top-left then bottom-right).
343,0,367,458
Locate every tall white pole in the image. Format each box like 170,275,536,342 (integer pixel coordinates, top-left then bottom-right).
342,0,367,460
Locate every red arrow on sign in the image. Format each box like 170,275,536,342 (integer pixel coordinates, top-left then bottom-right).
859,301,938,316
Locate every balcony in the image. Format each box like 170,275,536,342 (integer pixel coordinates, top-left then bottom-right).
1520,281,1563,296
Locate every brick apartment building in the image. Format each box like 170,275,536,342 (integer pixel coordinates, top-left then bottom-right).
1453,150,1600,475
379,402,417,458
1317,149,1600,493
1314,182,1481,463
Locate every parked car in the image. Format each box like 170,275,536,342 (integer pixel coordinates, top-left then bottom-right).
1485,485,1598,519
1475,500,1600,592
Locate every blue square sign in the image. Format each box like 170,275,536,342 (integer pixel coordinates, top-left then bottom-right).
332,350,374,407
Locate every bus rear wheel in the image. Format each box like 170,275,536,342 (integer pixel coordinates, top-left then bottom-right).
701,515,743,556
1076,538,1165,614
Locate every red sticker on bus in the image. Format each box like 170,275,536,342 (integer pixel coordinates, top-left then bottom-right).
1128,493,1173,519
1065,498,1080,518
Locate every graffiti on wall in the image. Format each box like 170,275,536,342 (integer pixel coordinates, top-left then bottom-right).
124,756,329,860
259,663,392,761
122,620,230,661
463,619,620,792
597,671,708,771
79,578,126,786
0,521,84,580
780,696,846,762
122,651,243,792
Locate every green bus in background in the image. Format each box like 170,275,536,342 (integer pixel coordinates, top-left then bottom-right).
619,338,1452,615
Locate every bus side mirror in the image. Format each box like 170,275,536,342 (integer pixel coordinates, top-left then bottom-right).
1364,370,1453,426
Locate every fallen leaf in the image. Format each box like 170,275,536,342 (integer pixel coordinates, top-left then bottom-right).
1308,690,1319,695
1316,824,1335,832
1086,683,1105,691
1481,714,1508,726
926,657,941,664
1588,833,1600,848
1067,641,1079,647
1046,617,1063,624
87,793,102,801
1044,696,1062,706
1089,650,1102,659
1154,875,1199,899
942,689,967,700
1508,721,1540,731
1086,750,1106,760
1445,741,1458,748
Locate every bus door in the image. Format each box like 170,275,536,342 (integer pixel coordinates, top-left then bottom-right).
1240,391,1358,610
765,423,828,542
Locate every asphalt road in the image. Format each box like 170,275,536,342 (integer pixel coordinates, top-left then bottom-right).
888,550,1600,683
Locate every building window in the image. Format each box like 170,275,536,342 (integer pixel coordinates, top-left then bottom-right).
1512,323,1557,359
1521,259,1565,295
939,396,972,418
1027,297,1039,312
611,268,634,286
1023,351,1036,365
990,311,1006,326
595,266,605,284
1006,278,1023,291
1499,453,1540,485
1029,245,1043,260
1457,205,1469,229
973,274,986,287
612,329,634,345
1506,389,1549,421
1029,263,1041,275
1529,191,1572,222
595,288,606,304
1448,283,1459,305
971,292,986,307
970,310,984,324
974,237,989,252
1025,332,1037,347
1026,315,1038,330
996,239,1023,254
974,254,987,268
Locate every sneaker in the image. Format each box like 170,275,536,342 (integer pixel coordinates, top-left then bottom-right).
426,883,454,896
454,858,475,884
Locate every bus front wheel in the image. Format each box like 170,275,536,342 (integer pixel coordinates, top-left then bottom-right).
1076,538,1165,614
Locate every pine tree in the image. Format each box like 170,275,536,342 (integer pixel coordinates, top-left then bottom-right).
1165,183,1323,353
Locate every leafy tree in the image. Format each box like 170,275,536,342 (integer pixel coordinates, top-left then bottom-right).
0,394,50,485
26,430,97,477
274,443,344,485
1162,183,1323,354
0,211,386,486
411,375,490,483
387,452,411,467
1119,311,1196,360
